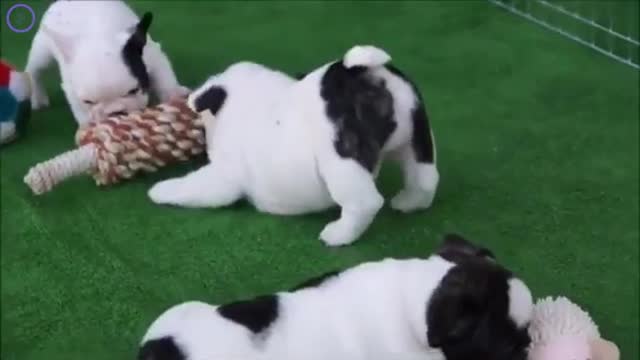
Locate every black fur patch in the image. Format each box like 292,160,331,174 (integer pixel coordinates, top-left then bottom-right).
385,64,435,164
138,337,185,360
320,61,397,172
290,270,341,291
193,86,227,114
437,233,496,263
217,295,279,334
122,12,153,90
426,253,530,360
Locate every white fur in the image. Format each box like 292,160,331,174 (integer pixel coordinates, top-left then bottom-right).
149,46,440,246
142,256,455,360
25,0,188,126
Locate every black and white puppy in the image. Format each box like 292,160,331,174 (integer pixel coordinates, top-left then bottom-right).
138,234,533,360
26,0,189,125
148,45,439,247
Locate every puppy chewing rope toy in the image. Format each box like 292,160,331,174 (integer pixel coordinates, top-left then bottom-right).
24,97,205,195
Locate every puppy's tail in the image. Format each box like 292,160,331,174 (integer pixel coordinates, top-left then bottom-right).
343,45,391,69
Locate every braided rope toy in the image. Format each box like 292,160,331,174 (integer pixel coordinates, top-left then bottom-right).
24,97,205,195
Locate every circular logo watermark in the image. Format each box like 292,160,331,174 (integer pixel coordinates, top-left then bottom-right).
6,3,36,33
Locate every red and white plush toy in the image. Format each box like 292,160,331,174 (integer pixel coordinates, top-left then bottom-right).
1,60,31,145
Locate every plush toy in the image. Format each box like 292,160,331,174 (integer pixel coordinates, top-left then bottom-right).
1,60,31,145
528,296,620,360
24,96,205,194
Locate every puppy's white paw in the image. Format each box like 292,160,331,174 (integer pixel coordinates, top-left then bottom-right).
320,220,358,247
391,190,434,213
148,179,181,205
165,85,191,102
31,90,49,110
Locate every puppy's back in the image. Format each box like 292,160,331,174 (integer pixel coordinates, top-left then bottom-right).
42,0,139,35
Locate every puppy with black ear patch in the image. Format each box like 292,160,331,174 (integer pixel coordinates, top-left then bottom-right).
138,234,533,360
25,0,189,125
148,45,439,246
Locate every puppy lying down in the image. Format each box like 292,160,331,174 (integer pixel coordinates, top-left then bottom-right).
149,45,439,246
138,234,533,360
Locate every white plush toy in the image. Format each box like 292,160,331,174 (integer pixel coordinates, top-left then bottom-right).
528,296,620,360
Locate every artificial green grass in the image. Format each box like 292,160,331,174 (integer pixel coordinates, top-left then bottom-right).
1,1,638,359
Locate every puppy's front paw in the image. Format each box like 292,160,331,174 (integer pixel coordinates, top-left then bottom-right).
319,220,358,247
164,85,191,102
391,190,434,213
148,179,181,205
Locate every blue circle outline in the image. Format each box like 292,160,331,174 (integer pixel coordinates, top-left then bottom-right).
6,4,36,33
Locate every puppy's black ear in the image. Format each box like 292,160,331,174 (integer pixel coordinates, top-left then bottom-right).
138,12,154,33
129,12,153,48
426,265,489,348
437,233,495,262
122,12,153,90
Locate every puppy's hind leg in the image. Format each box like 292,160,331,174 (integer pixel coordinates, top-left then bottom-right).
148,163,243,208
25,31,54,110
318,156,384,247
391,102,439,213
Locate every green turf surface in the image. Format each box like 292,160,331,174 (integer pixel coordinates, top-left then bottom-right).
1,1,638,359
